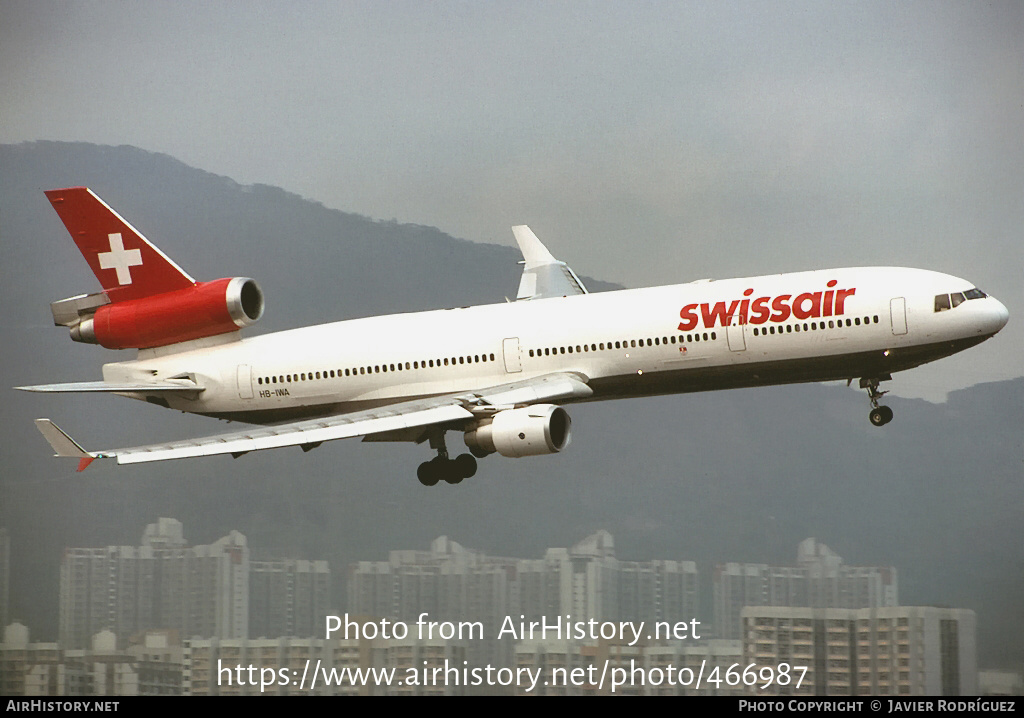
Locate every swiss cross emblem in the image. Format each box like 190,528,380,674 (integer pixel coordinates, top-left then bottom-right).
97,233,143,285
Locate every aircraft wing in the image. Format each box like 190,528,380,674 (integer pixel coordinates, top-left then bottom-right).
512,226,589,300
34,372,593,470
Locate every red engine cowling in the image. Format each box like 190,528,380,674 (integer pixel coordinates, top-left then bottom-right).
74,277,264,349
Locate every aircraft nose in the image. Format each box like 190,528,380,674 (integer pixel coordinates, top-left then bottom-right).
992,297,1009,331
982,296,1010,335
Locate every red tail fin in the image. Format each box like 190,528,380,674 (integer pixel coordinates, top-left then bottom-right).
45,188,195,302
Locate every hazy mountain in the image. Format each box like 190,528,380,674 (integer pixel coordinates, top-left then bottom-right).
1,142,1020,668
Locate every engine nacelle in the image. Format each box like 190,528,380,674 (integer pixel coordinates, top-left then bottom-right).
70,277,264,349
464,405,572,458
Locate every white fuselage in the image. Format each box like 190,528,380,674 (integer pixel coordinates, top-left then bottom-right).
100,266,1008,424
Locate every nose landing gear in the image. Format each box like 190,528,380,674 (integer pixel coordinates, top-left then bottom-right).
860,377,893,427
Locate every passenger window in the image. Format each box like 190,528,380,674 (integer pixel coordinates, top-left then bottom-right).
935,294,951,312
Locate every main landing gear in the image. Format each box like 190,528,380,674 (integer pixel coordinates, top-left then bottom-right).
417,430,478,486
860,377,893,427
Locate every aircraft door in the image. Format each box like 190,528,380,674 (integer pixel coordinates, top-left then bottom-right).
890,297,908,335
237,364,254,399
503,337,522,373
726,314,747,352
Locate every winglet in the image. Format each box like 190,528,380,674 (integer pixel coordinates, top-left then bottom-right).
34,419,100,470
511,225,588,300
511,225,558,266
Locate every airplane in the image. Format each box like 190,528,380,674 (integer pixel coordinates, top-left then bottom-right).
18,187,1009,485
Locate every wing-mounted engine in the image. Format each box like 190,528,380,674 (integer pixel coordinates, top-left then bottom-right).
51,277,264,349
463,404,572,458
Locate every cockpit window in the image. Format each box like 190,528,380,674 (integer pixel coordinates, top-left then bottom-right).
936,288,988,312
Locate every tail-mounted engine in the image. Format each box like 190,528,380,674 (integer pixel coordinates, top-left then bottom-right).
464,404,572,458
51,277,264,350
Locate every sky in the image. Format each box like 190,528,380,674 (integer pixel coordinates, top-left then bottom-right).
2,1,1021,400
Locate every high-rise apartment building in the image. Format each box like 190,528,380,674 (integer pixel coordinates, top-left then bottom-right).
740,606,976,696
59,519,249,648
0,528,9,631
714,538,897,639
348,532,699,667
249,558,330,639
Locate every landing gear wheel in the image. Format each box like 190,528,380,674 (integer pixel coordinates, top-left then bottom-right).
861,377,893,428
869,405,894,427
418,431,482,485
453,453,477,480
417,460,441,486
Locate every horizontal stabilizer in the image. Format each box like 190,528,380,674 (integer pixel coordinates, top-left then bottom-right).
15,381,204,394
